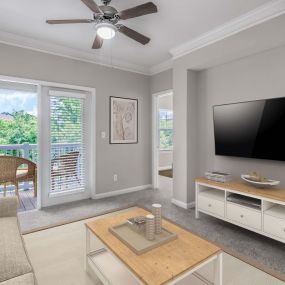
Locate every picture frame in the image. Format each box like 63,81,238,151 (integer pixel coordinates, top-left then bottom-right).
110,96,138,144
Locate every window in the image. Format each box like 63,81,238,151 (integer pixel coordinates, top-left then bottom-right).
159,109,173,150
49,91,87,195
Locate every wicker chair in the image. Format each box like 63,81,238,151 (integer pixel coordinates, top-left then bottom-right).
0,155,37,198
51,151,80,191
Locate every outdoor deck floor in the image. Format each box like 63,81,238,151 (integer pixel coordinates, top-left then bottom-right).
0,188,37,212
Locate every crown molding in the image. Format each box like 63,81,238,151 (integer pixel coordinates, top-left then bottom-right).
1,0,284,76
0,30,150,75
149,58,173,75
170,0,285,59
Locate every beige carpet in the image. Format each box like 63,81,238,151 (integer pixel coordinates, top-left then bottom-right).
23,207,285,285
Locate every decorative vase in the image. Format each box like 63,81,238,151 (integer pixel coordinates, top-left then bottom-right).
152,203,162,234
145,214,155,241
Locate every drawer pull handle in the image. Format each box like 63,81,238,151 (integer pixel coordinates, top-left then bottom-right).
240,215,244,218
208,204,212,207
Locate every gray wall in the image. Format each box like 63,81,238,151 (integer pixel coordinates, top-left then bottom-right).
150,69,173,94
187,70,198,203
0,43,152,194
170,15,285,206
197,45,285,186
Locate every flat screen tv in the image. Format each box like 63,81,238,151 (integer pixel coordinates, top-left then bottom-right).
213,97,285,161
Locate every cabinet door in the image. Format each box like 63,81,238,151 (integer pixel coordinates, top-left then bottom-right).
227,203,261,230
198,195,225,217
264,214,285,241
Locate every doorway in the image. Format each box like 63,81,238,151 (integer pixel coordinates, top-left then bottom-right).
39,86,95,208
152,90,173,191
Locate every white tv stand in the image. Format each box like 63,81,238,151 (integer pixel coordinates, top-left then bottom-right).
195,178,285,243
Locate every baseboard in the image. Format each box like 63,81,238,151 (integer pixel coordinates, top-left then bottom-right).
187,201,195,209
159,166,172,171
93,184,153,199
171,198,195,209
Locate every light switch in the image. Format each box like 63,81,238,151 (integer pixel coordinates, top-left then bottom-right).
101,131,106,139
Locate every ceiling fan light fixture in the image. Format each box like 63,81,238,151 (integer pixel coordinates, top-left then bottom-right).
46,0,158,49
96,23,116,40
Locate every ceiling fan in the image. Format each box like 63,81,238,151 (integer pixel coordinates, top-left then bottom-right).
46,0,158,49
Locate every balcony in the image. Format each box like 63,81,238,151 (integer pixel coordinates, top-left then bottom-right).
0,142,81,212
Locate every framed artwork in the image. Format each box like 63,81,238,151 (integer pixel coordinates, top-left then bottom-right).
110,96,138,144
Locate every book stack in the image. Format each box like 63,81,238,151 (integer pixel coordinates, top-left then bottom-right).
205,171,232,183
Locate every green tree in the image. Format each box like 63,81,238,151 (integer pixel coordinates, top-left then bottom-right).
160,129,173,150
0,111,37,145
0,98,81,149
50,97,82,144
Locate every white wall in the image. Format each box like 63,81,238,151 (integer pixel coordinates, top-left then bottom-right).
151,69,173,94
159,151,173,169
0,43,152,195
197,45,285,186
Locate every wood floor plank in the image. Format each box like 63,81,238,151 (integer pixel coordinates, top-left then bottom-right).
27,188,37,208
0,188,36,212
21,190,33,211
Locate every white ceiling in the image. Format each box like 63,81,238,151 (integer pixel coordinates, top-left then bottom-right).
0,0,275,74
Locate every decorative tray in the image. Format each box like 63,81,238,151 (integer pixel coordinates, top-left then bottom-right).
109,222,177,255
241,174,280,188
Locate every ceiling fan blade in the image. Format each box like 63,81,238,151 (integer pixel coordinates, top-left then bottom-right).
92,34,103,49
118,2,157,20
118,25,150,45
46,19,93,24
81,0,103,14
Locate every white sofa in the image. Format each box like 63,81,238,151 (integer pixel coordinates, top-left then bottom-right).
0,197,37,284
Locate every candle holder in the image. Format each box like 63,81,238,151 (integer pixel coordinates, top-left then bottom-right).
152,203,162,234
145,214,155,241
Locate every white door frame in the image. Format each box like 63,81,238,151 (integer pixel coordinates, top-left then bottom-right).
0,74,96,209
152,89,173,189
39,87,95,207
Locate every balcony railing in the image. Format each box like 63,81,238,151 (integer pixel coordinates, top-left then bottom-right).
0,142,81,162
0,142,81,192
0,143,38,163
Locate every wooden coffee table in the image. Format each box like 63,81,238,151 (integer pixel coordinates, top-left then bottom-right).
85,208,223,285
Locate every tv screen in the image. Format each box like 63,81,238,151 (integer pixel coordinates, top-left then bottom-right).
213,97,285,161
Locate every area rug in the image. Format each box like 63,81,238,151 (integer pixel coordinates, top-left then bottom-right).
18,184,285,281
23,207,285,285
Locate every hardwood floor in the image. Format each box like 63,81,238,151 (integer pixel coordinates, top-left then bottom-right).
159,168,173,178
0,188,37,212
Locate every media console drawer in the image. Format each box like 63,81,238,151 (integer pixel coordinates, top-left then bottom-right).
196,179,285,243
227,203,262,230
264,214,285,240
198,195,225,217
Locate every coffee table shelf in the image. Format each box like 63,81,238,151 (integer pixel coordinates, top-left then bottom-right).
87,248,142,285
